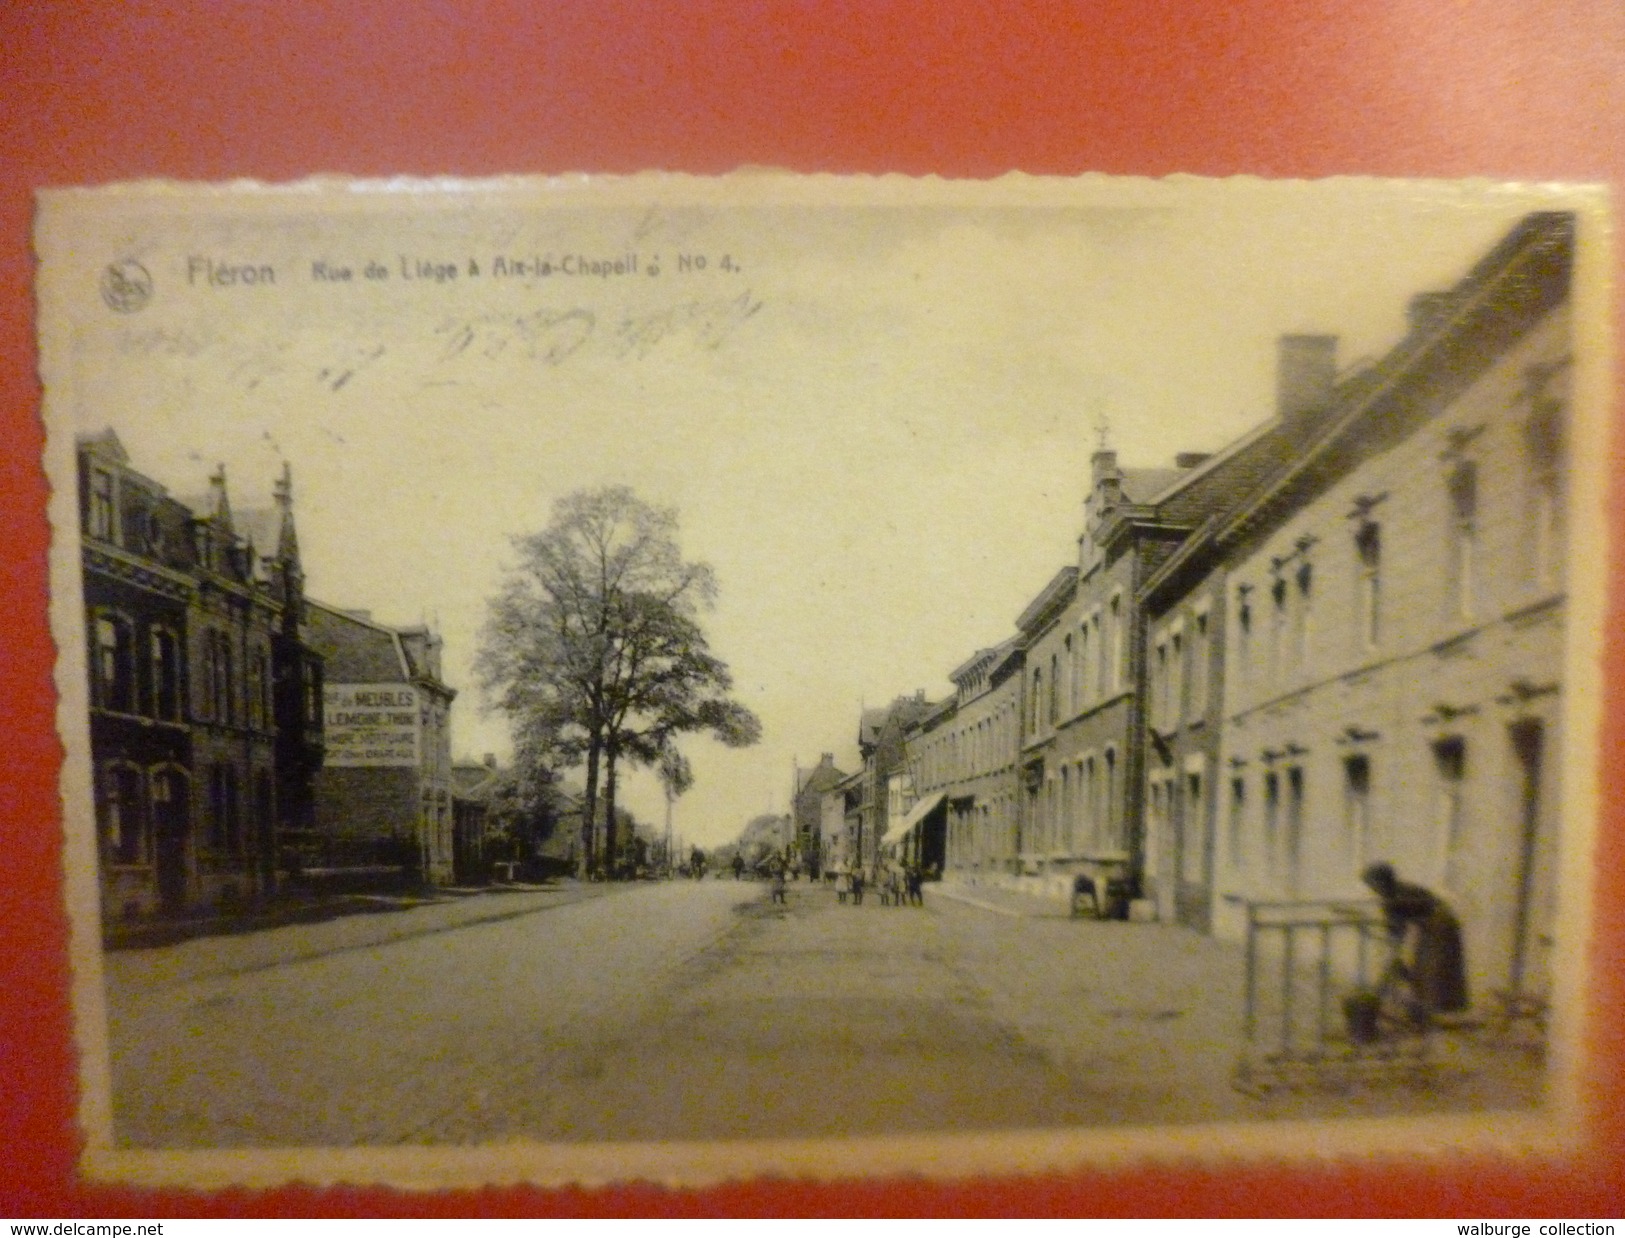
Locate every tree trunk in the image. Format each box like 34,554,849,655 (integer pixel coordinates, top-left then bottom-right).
604,743,620,879
580,735,601,880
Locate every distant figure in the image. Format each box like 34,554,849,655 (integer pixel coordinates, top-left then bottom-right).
690,846,706,880
905,863,924,907
850,867,865,906
770,862,788,904
731,854,745,881
835,865,851,904
1362,861,1469,1019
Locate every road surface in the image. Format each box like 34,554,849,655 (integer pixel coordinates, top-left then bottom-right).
102,878,1541,1147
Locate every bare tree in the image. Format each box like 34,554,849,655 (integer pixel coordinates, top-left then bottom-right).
477,485,757,878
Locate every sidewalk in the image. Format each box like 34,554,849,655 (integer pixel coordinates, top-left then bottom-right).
103,880,621,990
930,876,1074,919
927,880,1548,1126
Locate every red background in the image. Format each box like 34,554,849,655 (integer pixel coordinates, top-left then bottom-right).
2,1,1622,1217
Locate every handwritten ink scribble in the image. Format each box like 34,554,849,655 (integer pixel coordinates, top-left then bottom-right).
434,309,595,367
316,343,386,393
117,326,208,358
613,290,763,359
226,340,289,392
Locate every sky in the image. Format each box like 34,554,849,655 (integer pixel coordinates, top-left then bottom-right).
45,173,1576,848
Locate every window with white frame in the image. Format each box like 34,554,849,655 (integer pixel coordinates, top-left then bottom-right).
103,763,145,865
94,613,135,714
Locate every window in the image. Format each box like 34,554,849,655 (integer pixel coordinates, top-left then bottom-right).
1263,770,1281,885
1106,594,1123,693
1294,561,1313,671
103,764,144,865
1169,626,1185,727
1084,755,1098,848
1189,608,1210,718
1269,576,1287,682
94,614,135,713
1343,754,1373,877
1180,762,1206,883
247,647,265,730
1090,613,1104,698
150,627,180,721
89,469,116,542
1285,766,1305,897
1030,668,1043,737
1064,633,1076,716
1448,461,1478,620
1104,747,1119,849
1059,764,1072,852
1077,621,1091,707
1153,636,1169,728
1227,776,1246,872
1235,587,1253,690
208,630,234,724
303,660,322,726
1526,397,1565,590
1355,522,1381,649
1048,653,1060,726
209,763,241,854
1434,737,1467,891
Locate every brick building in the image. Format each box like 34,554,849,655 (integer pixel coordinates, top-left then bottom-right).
306,601,457,885
78,432,322,919
905,638,1025,878
1204,212,1573,1013
792,753,848,877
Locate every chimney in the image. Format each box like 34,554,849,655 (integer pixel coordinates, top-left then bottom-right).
208,463,230,518
1276,334,1338,427
483,752,497,769
1175,451,1212,470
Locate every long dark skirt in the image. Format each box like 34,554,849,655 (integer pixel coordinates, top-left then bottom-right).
1413,908,1469,1014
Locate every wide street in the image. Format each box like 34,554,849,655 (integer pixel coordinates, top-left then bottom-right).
103,878,1542,1148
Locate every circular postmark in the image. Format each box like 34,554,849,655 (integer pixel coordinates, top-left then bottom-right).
100,259,153,313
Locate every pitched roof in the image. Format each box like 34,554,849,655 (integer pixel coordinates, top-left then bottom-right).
305,599,410,682
1119,467,1185,504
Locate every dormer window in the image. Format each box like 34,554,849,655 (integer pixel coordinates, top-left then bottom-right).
89,469,115,542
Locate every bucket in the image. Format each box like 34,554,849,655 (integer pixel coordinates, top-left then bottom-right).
1343,990,1382,1044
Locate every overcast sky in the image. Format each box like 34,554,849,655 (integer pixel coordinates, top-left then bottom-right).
48,174,1572,848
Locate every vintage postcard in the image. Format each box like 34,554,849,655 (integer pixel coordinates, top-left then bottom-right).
35,172,1612,1189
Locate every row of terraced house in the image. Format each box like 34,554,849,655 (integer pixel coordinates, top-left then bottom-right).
78,430,489,923
811,212,1575,1018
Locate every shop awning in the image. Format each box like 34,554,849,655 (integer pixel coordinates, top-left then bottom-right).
895,791,947,836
